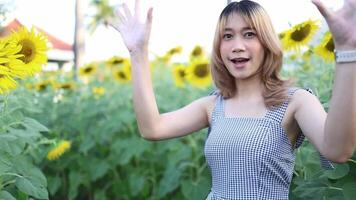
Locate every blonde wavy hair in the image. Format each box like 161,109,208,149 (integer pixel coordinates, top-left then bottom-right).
210,0,292,108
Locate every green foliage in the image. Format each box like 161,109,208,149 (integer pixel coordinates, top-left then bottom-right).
2,53,355,199
0,93,49,199
17,63,213,199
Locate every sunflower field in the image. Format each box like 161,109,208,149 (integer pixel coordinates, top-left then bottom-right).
1,18,356,200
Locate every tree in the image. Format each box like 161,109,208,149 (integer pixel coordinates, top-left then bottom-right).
73,0,85,80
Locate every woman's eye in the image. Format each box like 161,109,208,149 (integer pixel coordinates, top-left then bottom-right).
245,32,256,38
223,34,233,39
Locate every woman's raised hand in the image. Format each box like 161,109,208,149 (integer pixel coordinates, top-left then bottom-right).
108,0,153,54
312,0,356,50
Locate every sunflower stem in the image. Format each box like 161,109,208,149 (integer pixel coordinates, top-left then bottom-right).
348,159,356,164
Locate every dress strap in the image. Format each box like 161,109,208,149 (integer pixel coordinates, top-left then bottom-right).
265,87,300,124
211,93,224,123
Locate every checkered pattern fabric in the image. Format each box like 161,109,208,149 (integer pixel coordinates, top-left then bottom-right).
204,88,333,200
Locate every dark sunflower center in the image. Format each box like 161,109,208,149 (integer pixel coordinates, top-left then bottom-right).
192,47,202,57
112,59,124,65
84,67,93,73
291,24,311,42
61,84,72,89
278,33,285,40
194,63,208,78
19,39,35,63
169,48,180,55
38,84,47,91
118,71,126,79
178,70,186,78
325,38,335,52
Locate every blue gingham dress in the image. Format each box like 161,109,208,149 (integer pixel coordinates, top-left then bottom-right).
204,88,333,200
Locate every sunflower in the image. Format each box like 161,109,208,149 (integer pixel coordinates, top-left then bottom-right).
47,140,71,161
190,45,205,61
54,82,75,91
186,59,212,88
172,64,187,87
79,63,97,76
35,80,52,91
167,46,182,55
9,27,49,77
92,86,105,98
106,56,129,68
113,65,131,83
162,46,183,63
314,31,334,63
282,19,320,52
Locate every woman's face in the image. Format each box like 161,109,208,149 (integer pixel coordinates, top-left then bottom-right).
220,13,265,80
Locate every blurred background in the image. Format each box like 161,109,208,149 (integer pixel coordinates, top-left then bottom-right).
1,1,355,200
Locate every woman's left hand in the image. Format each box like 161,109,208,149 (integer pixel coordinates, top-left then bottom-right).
312,0,356,50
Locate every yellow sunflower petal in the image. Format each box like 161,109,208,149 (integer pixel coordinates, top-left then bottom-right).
314,31,334,63
172,64,187,87
47,140,71,161
0,75,17,94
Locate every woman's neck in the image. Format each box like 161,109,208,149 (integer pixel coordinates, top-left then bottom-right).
234,76,264,100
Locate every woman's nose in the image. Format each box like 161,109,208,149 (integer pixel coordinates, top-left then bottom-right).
232,40,246,53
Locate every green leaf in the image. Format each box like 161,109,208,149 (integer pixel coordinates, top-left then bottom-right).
78,136,95,154
7,127,40,140
0,191,16,200
158,165,182,198
0,134,25,156
47,176,61,196
15,170,48,199
129,173,145,196
293,177,329,199
112,179,130,197
342,182,356,200
68,171,83,200
14,167,47,199
94,189,107,200
89,160,110,181
0,152,12,174
22,117,49,133
181,177,211,200
325,163,350,179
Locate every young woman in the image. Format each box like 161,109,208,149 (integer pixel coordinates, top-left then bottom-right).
109,0,356,199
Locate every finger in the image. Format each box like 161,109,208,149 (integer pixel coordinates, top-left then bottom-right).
134,0,141,17
146,7,153,28
106,17,120,32
311,0,333,20
106,9,125,32
122,3,132,19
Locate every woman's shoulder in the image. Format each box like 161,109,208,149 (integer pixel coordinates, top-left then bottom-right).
198,90,219,105
192,90,220,118
289,87,319,110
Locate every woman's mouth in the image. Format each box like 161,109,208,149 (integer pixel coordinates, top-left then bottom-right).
230,57,250,68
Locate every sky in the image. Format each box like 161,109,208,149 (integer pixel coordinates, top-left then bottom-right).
9,0,344,63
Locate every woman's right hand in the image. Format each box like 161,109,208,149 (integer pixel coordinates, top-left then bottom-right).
108,0,153,54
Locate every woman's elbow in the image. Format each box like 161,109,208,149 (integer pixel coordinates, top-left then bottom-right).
140,133,161,141
328,150,354,163
138,126,163,141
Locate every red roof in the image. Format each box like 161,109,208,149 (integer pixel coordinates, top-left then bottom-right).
0,19,73,51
